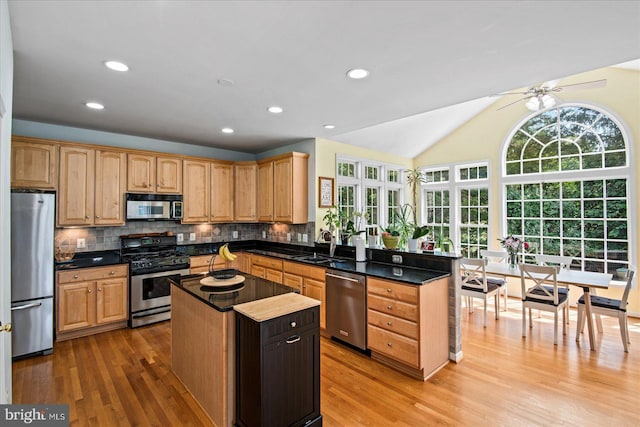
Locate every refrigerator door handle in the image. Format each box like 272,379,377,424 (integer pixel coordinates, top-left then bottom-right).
11,302,43,311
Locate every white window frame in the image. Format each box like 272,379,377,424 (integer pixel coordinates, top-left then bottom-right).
499,103,636,279
336,155,405,230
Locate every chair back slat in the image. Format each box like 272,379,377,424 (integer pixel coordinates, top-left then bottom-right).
520,263,559,305
480,250,509,263
461,258,488,292
620,267,635,307
535,254,574,271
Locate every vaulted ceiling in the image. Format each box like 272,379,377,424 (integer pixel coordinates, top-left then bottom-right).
8,1,640,156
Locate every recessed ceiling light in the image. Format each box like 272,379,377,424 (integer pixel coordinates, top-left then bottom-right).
346,68,369,79
267,106,283,114
85,101,105,110
221,127,234,134
104,60,129,72
323,124,335,129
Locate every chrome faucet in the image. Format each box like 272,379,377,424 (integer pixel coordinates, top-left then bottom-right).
329,235,337,257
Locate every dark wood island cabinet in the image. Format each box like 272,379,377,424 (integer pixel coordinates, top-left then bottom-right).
235,296,322,427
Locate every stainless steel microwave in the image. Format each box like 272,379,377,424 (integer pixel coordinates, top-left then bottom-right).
126,193,183,220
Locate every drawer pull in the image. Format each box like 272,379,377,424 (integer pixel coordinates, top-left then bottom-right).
387,305,392,310
387,321,393,326
290,321,297,328
387,288,392,292
73,274,79,279
87,288,92,293
286,335,301,344
109,271,115,275
387,342,393,347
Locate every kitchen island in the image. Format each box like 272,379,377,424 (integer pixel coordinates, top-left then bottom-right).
170,273,314,427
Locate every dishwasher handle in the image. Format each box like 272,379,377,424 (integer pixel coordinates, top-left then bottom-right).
11,302,43,311
326,273,363,284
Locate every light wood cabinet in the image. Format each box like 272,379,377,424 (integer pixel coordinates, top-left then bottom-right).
189,254,226,275
256,152,309,224
58,146,95,227
210,161,234,222
182,159,210,223
283,261,326,329
366,276,449,380
56,264,128,341
234,161,257,222
58,146,126,227
257,160,274,221
250,254,283,284
94,150,127,225
11,137,58,190
156,156,182,193
128,154,182,194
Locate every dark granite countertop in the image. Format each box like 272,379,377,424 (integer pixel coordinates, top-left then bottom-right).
54,250,123,270
170,273,298,312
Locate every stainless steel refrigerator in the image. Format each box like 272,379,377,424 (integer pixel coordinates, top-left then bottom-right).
11,192,55,359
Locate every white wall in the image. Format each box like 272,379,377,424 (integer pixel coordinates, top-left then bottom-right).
0,0,13,403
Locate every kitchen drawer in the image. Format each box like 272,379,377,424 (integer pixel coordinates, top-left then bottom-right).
367,277,418,304
190,255,224,274
262,306,319,342
252,255,283,270
368,324,419,367
367,294,418,322
367,309,419,340
283,261,325,281
57,264,128,283
283,273,303,291
251,265,266,278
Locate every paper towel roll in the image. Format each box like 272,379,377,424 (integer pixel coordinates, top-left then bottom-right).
355,237,366,262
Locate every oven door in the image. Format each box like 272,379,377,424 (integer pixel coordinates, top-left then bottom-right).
130,268,189,313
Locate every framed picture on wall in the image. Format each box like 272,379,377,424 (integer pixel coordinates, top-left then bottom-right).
318,177,334,208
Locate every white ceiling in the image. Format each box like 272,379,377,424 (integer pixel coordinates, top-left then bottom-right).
8,1,640,156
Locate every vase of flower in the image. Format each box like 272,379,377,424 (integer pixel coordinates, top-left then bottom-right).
499,235,530,269
508,251,518,269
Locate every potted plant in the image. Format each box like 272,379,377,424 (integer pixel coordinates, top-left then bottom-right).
379,223,401,249
409,225,430,252
322,206,341,239
341,210,368,244
405,168,427,215
433,228,454,253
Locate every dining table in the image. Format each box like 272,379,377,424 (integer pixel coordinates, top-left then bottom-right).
484,262,612,351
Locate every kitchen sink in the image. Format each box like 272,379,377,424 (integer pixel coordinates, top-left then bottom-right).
293,255,348,264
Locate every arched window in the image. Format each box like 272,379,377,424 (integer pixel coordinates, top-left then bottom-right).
501,105,632,276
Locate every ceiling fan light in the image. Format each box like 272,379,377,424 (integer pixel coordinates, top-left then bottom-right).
542,94,556,108
525,97,540,111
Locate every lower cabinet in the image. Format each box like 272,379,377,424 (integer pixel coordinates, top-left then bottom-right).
250,254,283,284
189,254,225,274
283,261,326,330
236,306,322,427
367,276,449,381
56,264,129,341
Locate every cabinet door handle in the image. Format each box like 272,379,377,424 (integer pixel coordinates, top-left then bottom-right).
95,215,100,219
387,321,393,326
290,321,297,328
98,287,102,292
88,288,92,293
286,335,301,344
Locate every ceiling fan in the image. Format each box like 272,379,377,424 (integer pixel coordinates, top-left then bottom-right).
496,78,607,111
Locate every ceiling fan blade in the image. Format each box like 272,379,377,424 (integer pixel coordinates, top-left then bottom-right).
554,79,607,92
496,96,530,111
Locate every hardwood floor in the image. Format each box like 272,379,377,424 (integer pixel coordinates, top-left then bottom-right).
13,299,640,426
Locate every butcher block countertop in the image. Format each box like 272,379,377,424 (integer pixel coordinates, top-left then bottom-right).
234,293,320,322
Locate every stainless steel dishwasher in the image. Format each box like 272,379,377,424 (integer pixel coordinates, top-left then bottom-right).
326,269,367,351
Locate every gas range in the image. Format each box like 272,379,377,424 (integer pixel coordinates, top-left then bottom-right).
120,234,191,328
120,235,190,275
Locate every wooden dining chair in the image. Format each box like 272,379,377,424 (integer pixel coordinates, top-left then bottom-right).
460,258,502,327
576,266,635,352
480,249,509,311
535,254,573,324
520,263,569,345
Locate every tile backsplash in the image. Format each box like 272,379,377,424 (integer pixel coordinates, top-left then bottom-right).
55,221,316,252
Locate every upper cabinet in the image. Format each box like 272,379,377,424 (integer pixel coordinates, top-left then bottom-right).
156,156,182,194
182,159,210,223
11,137,59,190
211,160,234,222
127,154,182,194
257,160,274,222
58,146,126,227
234,162,258,222
257,152,309,224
